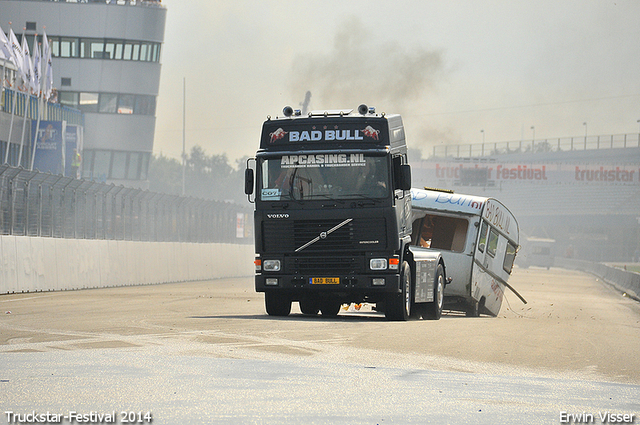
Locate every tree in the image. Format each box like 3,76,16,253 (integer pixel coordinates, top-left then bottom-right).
148,146,248,205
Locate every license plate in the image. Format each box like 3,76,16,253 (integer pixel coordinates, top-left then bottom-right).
310,277,340,285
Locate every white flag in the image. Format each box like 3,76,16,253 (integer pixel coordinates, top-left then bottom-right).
21,34,35,92
8,28,26,82
0,24,13,61
42,30,53,100
32,35,41,95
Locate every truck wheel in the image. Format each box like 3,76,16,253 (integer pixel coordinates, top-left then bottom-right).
385,261,411,321
299,299,320,315
424,264,444,320
319,300,341,317
265,292,291,317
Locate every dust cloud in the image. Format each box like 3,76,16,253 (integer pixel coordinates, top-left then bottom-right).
289,17,445,117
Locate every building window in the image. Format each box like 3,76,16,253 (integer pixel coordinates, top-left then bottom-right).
82,149,150,181
59,37,79,58
98,93,118,113
111,151,128,180
140,153,150,180
26,22,37,31
59,91,78,108
93,151,111,181
127,152,141,180
117,94,135,114
58,91,157,116
78,92,99,113
135,95,156,115
50,36,161,62
61,78,72,87
131,43,140,61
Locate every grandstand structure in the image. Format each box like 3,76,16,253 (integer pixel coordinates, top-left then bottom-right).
413,134,640,262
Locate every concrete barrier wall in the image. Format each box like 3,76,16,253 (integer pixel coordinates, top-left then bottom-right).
0,236,254,294
556,257,640,301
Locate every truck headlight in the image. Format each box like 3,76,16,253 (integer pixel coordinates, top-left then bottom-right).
263,259,281,271
370,258,388,270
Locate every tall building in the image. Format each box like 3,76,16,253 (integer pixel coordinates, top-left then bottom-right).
1,0,167,188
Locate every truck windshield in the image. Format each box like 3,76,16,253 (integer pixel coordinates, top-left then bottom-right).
259,154,389,201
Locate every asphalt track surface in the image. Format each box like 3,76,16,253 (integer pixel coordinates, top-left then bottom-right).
1,267,639,424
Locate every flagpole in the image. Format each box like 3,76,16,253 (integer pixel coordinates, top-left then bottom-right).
4,23,22,165
181,76,186,196
30,34,42,171
17,87,29,167
4,74,18,165
17,28,31,168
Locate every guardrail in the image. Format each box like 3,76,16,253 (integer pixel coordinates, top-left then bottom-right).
0,164,252,244
556,257,640,301
1,88,83,126
432,133,640,158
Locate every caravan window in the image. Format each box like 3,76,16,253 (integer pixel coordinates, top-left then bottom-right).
415,214,469,252
478,221,488,252
487,229,499,257
503,242,517,274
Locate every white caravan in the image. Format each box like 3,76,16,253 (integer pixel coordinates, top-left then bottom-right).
410,188,522,316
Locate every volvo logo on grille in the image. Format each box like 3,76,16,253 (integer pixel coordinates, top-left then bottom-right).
267,213,289,219
320,232,327,239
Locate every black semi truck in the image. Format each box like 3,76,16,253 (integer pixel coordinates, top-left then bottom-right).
245,105,446,320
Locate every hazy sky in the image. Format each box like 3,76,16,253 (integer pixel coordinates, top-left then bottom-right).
154,0,640,163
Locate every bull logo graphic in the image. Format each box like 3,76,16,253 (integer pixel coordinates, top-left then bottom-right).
269,128,288,143
362,126,380,140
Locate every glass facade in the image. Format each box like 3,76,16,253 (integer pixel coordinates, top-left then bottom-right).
59,91,156,116
82,149,150,182
49,36,161,62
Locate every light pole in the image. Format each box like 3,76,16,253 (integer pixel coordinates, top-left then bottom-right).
531,126,535,152
480,130,485,156
583,122,587,149
182,77,186,196
637,119,640,147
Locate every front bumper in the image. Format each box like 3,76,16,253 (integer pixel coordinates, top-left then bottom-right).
255,273,401,297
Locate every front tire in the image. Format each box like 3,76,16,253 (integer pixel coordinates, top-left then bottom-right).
319,300,341,317
385,261,412,321
299,298,320,315
424,264,444,320
265,292,291,317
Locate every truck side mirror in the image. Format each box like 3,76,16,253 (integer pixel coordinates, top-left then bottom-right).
244,168,254,195
399,164,411,190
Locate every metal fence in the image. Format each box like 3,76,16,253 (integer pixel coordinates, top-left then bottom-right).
432,133,640,158
0,164,253,244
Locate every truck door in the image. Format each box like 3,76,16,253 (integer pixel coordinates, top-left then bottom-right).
392,155,411,240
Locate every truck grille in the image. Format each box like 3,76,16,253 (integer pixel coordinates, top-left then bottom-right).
291,255,361,274
263,218,386,253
